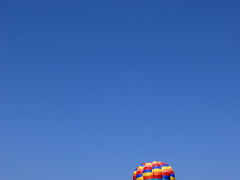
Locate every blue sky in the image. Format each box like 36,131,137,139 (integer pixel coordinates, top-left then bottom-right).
1,0,240,179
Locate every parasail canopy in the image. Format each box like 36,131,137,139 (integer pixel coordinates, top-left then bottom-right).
133,161,175,180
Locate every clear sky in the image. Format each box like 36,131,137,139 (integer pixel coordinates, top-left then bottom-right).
1,0,240,180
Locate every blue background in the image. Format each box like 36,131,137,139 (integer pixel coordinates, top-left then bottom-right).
1,0,240,179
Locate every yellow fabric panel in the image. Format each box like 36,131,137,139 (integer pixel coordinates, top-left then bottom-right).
137,177,143,180
143,172,152,176
162,167,169,171
152,169,162,172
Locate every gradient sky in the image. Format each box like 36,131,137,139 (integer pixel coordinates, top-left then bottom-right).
1,0,240,180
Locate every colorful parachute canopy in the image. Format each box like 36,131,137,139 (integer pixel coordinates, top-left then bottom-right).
133,161,175,180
